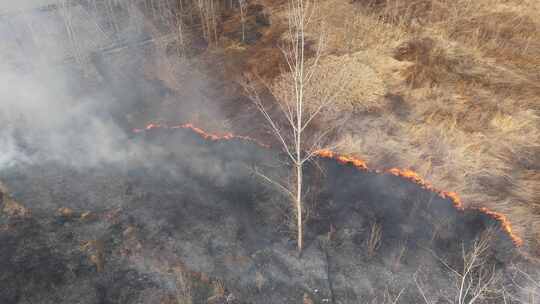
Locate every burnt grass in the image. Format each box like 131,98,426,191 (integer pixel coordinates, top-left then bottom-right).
0,127,527,304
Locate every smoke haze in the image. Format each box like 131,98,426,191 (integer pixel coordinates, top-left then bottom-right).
0,65,139,167
0,1,211,169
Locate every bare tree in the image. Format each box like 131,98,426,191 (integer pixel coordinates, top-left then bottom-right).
370,286,406,304
174,2,187,59
173,266,193,304
416,230,501,304
454,235,500,304
238,0,247,43
503,263,540,304
105,0,121,34
59,0,83,66
243,0,350,253
197,0,218,46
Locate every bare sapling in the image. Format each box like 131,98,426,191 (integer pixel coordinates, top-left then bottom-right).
59,0,88,70
416,229,501,304
243,0,351,253
238,0,247,42
504,263,540,303
197,0,219,46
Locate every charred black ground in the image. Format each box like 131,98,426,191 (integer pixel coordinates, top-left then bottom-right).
0,127,527,304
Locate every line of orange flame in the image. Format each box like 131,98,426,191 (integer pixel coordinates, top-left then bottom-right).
314,150,369,170
134,124,523,247
133,122,269,147
313,151,465,210
315,150,522,246
386,168,465,211
476,207,522,246
384,168,521,247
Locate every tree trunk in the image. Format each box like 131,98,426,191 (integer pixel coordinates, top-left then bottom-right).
296,162,303,252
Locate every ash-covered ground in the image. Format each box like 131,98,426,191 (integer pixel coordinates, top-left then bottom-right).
0,127,530,304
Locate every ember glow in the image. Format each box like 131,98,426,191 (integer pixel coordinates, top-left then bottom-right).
134,123,523,247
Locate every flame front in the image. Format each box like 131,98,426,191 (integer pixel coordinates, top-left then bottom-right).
386,168,522,246
314,149,368,170
134,123,523,247
133,122,268,147
477,207,523,246
387,168,464,211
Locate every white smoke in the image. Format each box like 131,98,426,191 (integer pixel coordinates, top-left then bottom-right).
0,65,140,168
0,0,231,173
0,2,146,169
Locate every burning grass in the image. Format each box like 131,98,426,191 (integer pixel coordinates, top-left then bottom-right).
316,150,523,247
278,0,540,254
133,124,524,247
314,149,368,170
1,122,533,303
133,122,269,147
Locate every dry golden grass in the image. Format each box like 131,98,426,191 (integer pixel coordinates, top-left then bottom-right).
313,0,408,53
288,0,540,254
270,51,387,119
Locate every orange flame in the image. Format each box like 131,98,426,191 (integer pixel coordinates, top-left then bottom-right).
133,122,269,147
477,207,524,246
386,168,523,246
314,152,521,246
314,149,368,170
133,123,162,132
387,168,464,211
134,123,523,247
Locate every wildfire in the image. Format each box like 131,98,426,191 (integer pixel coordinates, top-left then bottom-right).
314,149,368,170
313,152,522,247
133,122,269,147
477,207,524,246
386,168,523,246
387,168,464,211
134,122,523,247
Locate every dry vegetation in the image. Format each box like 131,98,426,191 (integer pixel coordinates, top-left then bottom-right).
75,0,538,256
100,0,539,258
273,0,540,255
415,230,501,304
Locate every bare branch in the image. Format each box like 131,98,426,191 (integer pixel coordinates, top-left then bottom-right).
391,288,406,304
301,127,335,164
243,82,296,161
252,166,295,201
414,271,434,304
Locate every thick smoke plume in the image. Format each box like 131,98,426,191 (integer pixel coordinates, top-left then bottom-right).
0,67,139,167
1,3,130,168
0,0,213,169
